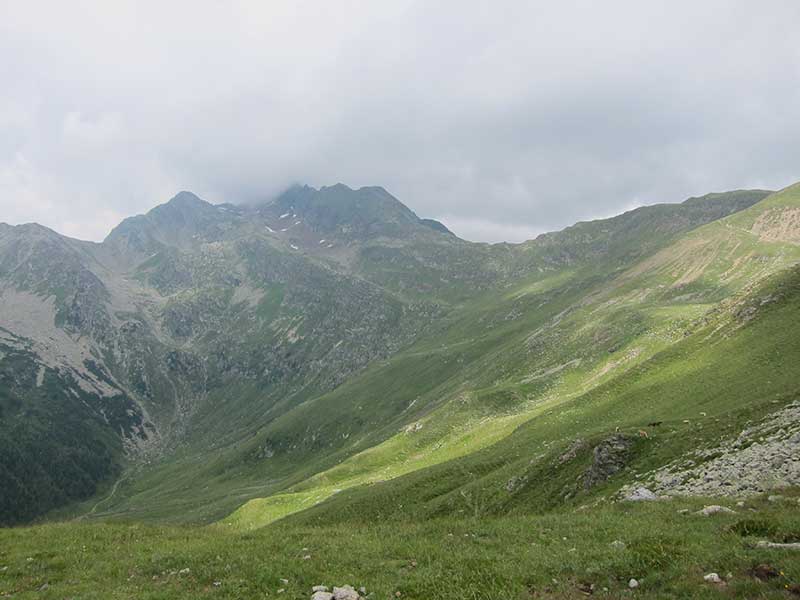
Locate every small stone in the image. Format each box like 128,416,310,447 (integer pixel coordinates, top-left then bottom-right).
311,593,334,600
755,540,800,549
280,578,289,584
628,578,639,589
178,568,190,575
750,564,779,580
698,505,735,516
313,586,329,593
277,589,285,594
736,501,745,508
610,540,626,550
577,582,594,595
767,495,784,503
213,581,222,587
303,555,312,560
703,573,722,584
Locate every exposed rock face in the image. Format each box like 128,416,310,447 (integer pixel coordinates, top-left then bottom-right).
630,402,800,498
584,434,634,489
558,438,586,464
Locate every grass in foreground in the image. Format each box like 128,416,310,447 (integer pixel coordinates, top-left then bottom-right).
2,491,800,599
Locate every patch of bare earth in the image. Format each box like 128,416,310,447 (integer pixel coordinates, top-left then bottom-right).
751,207,800,244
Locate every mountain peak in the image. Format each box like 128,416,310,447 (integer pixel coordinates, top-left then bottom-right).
262,183,439,241
165,190,207,207
154,190,213,214
103,191,226,254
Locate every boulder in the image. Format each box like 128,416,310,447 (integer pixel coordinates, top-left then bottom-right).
623,487,658,502
697,505,735,516
333,585,360,600
583,435,633,489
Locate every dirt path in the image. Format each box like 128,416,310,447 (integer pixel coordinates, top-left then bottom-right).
79,474,127,520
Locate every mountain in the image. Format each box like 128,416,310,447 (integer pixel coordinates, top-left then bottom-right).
0,182,783,526
3,181,800,597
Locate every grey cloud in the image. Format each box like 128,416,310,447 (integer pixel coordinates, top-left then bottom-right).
1,1,799,242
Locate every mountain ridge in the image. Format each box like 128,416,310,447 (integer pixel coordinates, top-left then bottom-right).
0,181,794,527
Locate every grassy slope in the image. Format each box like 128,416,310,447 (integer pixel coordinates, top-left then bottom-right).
64,189,772,524
1,492,800,598
78,187,793,525
285,261,800,527
223,185,800,530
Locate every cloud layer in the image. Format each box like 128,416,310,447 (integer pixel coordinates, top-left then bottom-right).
2,1,799,242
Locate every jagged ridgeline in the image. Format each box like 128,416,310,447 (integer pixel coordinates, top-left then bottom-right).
2,182,798,526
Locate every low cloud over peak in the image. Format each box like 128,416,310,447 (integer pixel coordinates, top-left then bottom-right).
1,1,799,242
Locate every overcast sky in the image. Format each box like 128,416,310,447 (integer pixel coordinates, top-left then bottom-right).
1,1,799,242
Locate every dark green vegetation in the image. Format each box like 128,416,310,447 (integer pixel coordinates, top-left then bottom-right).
2,181,800,598
0,341,130,524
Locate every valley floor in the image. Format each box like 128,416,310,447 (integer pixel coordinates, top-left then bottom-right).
2,490,799,599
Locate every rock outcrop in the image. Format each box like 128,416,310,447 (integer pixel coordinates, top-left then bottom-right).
626,402,800,498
